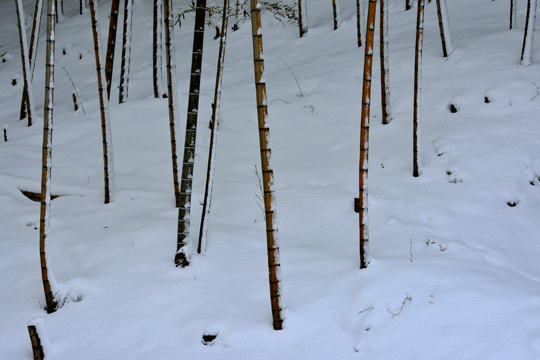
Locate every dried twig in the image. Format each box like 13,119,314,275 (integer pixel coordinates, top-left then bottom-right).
387,294,412,317
278,56,303,97
62,67,86,114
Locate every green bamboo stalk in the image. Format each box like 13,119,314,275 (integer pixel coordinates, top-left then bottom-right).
104,0,120,99
40,0,58,314
380,0,392,124
251,0,285,330
175,0,207,267
198,0,230,254
413,0,425,177
359,0,376,270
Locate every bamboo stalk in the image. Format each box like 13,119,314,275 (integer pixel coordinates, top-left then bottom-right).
435,0,454,57
356,0,363,47
359,0,376,270
380,0,392,124
153,0,166,98
163,0,180,207
406,0,412,11
510,0,517,30
27,326,44,360
40,0,58,314
19,0,44,122
298,0,307,37
15,0,36,127
521,0,537,66
89,0,117,204
413,0,424,177
198,0,229,254
118,0,134,103
251,0,285,330
175,0,207,267
104,0,120,99
332,0,339,30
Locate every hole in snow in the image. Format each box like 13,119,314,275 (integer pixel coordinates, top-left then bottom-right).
202,334,217,345
449,104,458,113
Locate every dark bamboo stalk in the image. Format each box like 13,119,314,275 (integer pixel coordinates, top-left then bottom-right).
435,0,453,57
27,326,44,360
413,0,425,177
356,0,363,47
89,0,116,203
406,0,412,11
15,0,35,127
332,0,339,30
104,0,120,99
198,0,229,254
359,0,376,270
118,0,134,103
251,0,284,330
380,0,392,124
153,0,165,98
175,0,208,267
298,0,307,37
521,0,537,66
40,0,58,314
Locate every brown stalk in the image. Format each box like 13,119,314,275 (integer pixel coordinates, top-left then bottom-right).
298,0,307,37
251,0,285,330
332,0,339,30
15,0,35,127
163,0,180,207
435,0,447,57
89,0,115,203
28,326,45,360
359,0,376,270
356,0,363,47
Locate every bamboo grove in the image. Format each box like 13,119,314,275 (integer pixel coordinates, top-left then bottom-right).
9,0,535,334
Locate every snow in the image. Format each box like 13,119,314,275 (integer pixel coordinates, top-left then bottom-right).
2,0,540,359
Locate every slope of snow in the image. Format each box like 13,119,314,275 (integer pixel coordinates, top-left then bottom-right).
2,0,540,358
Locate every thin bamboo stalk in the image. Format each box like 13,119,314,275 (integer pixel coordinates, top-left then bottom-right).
356,0,363,47
153,0,166,98
40,0,58,314
380,0,392,124
163,0,180,207
175,0,207,267
89,0,117,203
251,0,284,330
359,0,376,270
435,0,454,57
27,326,44,360
118,0,134,103
19,0,44,122
521,0,537,66
510,0,517,29
413,0,424,177
198,0,229,254
298,0,307,37
15,0,36,127
104,0,120,99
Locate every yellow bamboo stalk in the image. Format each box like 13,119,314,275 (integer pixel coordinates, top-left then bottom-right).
251,0,284,330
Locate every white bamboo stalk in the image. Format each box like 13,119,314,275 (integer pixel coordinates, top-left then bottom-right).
15,0,36,127
521,0,537,66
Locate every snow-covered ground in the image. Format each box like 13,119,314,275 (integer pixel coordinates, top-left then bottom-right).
2,0,540,358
